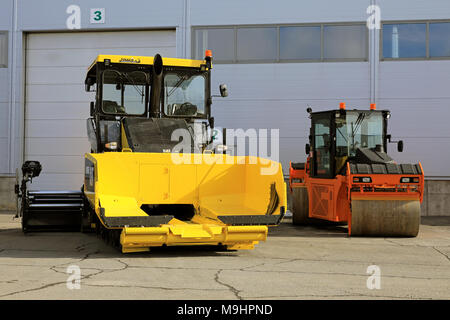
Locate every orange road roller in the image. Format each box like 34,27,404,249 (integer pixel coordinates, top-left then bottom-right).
289,103,424,236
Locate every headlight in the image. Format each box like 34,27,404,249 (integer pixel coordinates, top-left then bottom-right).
353,177,372,183
216,144,228,153
401,177,419,183
105,142,118,150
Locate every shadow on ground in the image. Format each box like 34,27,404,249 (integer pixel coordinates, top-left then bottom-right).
0,228,237,260
269,217,348,238
1,215,449,260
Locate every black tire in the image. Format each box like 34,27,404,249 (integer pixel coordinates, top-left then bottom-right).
22,221,28,233
80,188,94,233
109,229,122,251
80,212,92,233
291,187,311,225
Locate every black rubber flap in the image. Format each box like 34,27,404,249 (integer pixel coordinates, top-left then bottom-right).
102,215,174,228
291,162,305,170
218,215,283,226
349,163,422,175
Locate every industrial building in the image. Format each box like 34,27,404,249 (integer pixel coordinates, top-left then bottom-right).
0,0,449,215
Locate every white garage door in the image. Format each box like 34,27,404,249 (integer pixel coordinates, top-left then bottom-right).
25,30,176,190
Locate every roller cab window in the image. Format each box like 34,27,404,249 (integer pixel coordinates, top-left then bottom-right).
163,72,206,118
336,111,384,157
312,115,332,178
102,70,149,115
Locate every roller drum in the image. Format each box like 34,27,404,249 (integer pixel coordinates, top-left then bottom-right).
291,187,310,225
350,199,420,237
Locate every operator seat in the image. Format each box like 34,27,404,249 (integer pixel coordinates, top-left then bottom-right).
173,103,197,116
103,100,125,114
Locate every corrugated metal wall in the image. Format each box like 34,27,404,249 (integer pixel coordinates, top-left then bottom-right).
1,0,449,181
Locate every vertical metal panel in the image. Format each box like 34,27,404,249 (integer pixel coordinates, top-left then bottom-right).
1,0,14,174
190,0,369,25
378,0,450,20
18,0,182,30
379,60,450,177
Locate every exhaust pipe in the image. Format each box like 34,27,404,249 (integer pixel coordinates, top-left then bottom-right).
150,54,163,118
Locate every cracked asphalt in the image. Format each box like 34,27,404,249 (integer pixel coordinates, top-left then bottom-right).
0,212,449,300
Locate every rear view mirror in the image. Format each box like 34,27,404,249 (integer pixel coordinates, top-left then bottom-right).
85,77,95,92
90,102,95,117
397,140,404,152
219,84,228,97
305,143,310,155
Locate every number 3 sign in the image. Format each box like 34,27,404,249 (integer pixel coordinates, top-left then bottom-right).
90,8,105,24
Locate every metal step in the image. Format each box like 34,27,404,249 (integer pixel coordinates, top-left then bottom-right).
29,191,82,198
28,190,83,196
22,190,85,233
31,198,83,203
29,203,84,210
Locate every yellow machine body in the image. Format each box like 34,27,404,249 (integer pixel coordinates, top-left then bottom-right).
84,152,286,253
20,52,286,252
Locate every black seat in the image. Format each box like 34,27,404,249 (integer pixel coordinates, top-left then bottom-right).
103,100,125,113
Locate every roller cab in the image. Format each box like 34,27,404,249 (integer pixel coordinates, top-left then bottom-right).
289,105,424,237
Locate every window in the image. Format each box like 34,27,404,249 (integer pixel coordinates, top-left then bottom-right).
280,26,321,60
313,117,331,177
163,73,206,117
382,21,450,60
324,25,367,60
237,27,277,61
429,22,450,58
382,23,426,59
336,111,384,157
193,23,368,64
194,28,234,62
0,32,7,68
102,70,147,115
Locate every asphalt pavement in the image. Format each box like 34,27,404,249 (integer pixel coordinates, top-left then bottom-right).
0,212,449,300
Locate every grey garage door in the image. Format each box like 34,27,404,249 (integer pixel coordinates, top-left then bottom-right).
25,30,176,190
